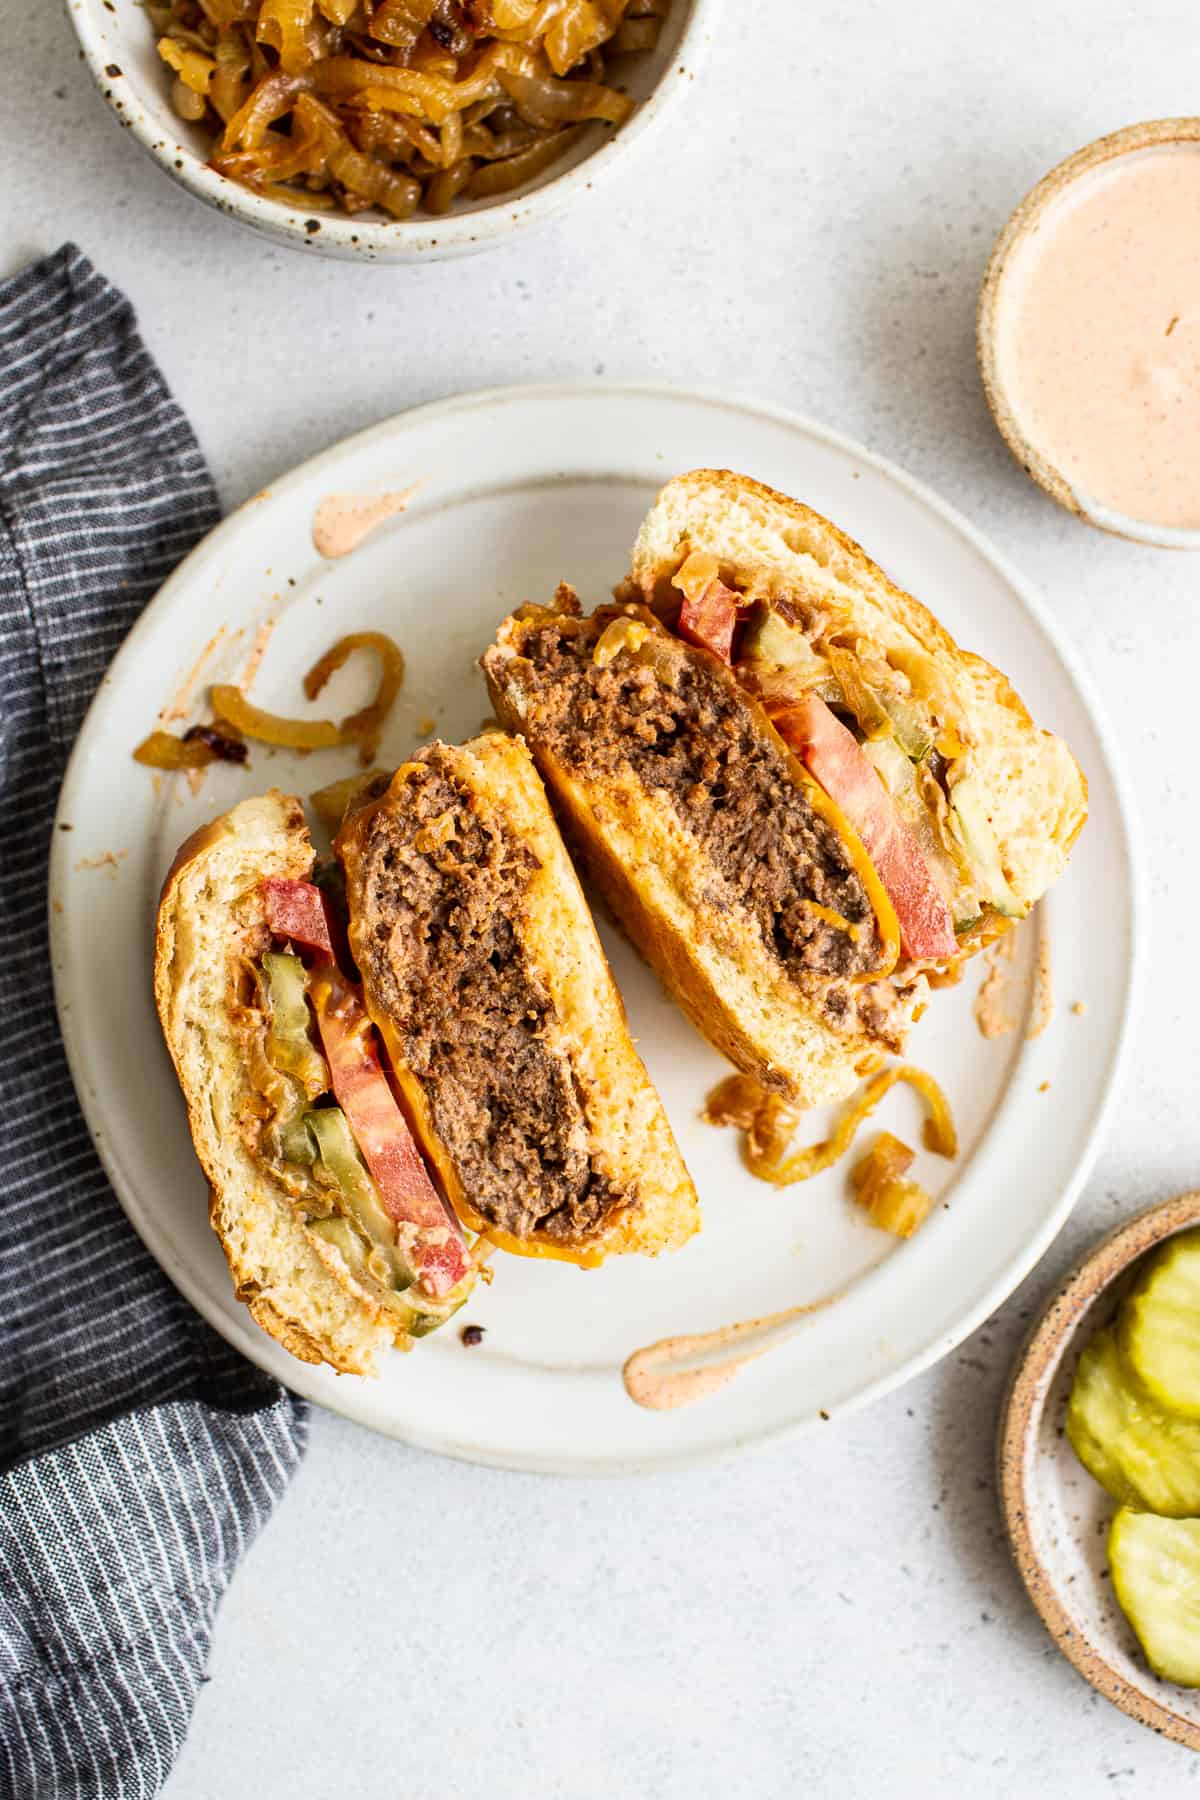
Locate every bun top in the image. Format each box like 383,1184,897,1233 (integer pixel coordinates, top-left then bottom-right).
629,468,1087,908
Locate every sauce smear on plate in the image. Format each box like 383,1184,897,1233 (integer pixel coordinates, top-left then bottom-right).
623,1294,845,1412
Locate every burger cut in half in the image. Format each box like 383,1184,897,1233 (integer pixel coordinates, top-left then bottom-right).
482,469,1087,1107
155,733,698,1376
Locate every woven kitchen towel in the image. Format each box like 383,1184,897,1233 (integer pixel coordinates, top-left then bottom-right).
0,245,308,1799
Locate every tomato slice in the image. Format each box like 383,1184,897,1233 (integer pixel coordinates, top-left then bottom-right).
308,965,471,1297
677,576,741,665
262,878,470,1296
262,877,334,957
773,695,957,961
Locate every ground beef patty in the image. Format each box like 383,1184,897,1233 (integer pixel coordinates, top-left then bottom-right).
495,614,886,989
348,749,620,1243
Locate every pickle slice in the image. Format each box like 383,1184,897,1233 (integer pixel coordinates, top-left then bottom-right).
1121,1231,1200,1419
1110,1509,1200,1685
1066,1329,1143,1507
305,1107,416,1295
1066,1327,1200,1516
262,951,328,1100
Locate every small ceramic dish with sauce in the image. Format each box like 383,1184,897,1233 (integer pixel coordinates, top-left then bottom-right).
999,1191,1200,1748
979,119,1200,548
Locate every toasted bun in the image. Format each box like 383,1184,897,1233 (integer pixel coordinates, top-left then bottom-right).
483,619,899,1107
629,469,1088,901
337,732,699,1262
154,791,397,1376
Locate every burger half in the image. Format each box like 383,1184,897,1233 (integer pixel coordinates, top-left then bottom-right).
155,732,698,1375
482,469,1087,1106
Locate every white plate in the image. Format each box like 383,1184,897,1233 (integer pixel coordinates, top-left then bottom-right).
50,383,1137,1474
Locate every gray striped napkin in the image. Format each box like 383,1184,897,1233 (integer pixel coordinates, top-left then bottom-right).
0,246,308,1799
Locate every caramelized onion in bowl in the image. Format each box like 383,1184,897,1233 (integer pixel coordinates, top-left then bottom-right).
703,1063,957,1192
147,0,669,222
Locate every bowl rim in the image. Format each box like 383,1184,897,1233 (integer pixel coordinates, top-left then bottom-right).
977,116,1200,551
998,1189,1200,1750
64,0,720,260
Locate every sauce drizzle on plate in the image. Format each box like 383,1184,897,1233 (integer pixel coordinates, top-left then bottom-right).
623,1292,846,1412
312,487,417,559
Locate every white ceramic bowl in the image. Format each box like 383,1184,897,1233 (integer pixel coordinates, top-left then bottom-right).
64,0,719,262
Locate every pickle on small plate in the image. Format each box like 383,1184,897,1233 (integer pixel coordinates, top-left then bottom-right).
1066,1326,1200,1517
1121,1231,1200,1418
1110,1510,1200,1686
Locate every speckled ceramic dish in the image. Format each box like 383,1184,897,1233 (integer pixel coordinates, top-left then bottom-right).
64,0,718,262
978,118,1200,550
1000,1192,1200,1748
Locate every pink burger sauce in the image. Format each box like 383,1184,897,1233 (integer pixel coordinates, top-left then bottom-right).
995,143,1200,532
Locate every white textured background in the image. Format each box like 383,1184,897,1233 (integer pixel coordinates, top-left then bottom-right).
4,2,1198,1795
